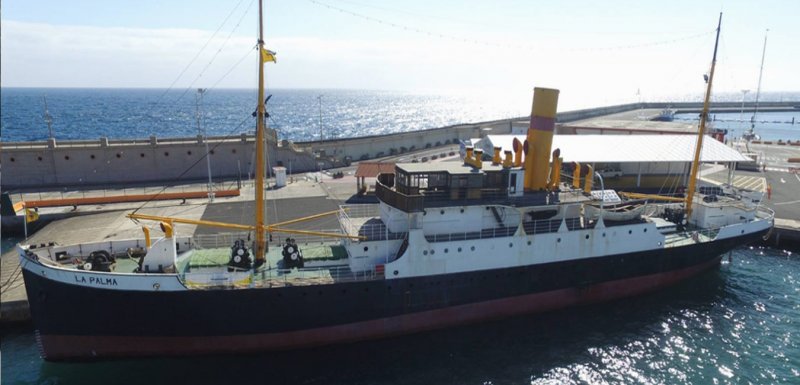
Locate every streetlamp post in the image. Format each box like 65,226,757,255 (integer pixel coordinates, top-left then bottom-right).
317,95,323,141
196,88,214,202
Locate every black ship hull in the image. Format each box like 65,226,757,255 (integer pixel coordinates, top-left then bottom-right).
22,230,766,360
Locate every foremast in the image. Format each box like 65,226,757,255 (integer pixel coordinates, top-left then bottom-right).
254,0,268,265
684,13,722,219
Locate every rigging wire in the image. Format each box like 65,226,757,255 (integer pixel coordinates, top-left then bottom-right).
134,0,247,131
306,0,713,53
130,113,255,216
172,0,257,105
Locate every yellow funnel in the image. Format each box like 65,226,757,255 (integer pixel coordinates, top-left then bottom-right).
524,88,560,191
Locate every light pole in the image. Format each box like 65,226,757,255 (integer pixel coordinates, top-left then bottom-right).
196,88,214,202
317,95,323,141
43,95,54,139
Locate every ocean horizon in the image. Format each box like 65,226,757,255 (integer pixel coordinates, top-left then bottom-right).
2,87,799,143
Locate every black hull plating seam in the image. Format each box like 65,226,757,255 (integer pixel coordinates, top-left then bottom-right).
23,230,766,337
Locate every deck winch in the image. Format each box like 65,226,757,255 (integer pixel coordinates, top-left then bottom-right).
282,238,304,269
227,239,253,271
78,250,116,272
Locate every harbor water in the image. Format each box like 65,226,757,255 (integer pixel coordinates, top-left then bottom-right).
2,246,798,384
675,111,800,141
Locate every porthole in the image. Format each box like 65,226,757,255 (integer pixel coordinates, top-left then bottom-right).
90,154,95,159
187,151,193,155
457,247,462,252
363,246,369,252
470,246,475,251
585,234,590,239
423,250,428,255
140,153,145,158
527,241,532,245
444,248,449,253
164,152,169,157
116,153,122,158
602,233,606,237
430,250,435,255
643,228,648,233
64,155,70,160
557,238,561,243
232,149,237,154
741,229,745,234
440,210,445,215
210,150,215,155
460,209,464,213
9,157,15,162
509,243,513,248
37,156,43,161
628,230,633,235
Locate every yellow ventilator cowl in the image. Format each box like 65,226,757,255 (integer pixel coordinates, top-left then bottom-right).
492,147,502,165
142,226,151,248
554,157,563,190
465,147,474,164
583,164,594,194
572,162,581,189
503,150,513,168
512,138,523,167
159,221,174,238
524,87,560,191
547,148,561,190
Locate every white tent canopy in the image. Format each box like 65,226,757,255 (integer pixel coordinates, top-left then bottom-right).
477,135,750,163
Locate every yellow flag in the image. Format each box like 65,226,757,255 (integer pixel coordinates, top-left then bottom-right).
261,48,277,64
25,208,39,223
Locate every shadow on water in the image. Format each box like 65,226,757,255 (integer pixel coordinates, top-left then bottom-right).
2,267,733,385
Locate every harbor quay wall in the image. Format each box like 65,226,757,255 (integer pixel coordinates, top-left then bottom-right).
2,101,797,190
0,134,328,190
292,102,658,160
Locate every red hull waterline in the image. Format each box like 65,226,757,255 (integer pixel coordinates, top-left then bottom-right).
39,256,722,360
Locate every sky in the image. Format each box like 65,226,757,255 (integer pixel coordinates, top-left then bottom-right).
2,0,798,108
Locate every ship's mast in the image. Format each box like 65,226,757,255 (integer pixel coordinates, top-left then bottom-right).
254,0,267,264
685,13,722,219
750,30,768,135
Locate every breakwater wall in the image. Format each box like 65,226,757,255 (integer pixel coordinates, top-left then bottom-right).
0,133,329,190
2,101,796,190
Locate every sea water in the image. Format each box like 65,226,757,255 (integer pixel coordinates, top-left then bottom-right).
2,247,798,385
2,88,799,143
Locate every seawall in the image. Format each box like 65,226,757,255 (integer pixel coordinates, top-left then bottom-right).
2,101,796,190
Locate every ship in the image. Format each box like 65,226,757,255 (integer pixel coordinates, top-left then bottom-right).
653,107,676,122
18,11,773,361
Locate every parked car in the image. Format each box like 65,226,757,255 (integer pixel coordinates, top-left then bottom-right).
597,168,623,178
